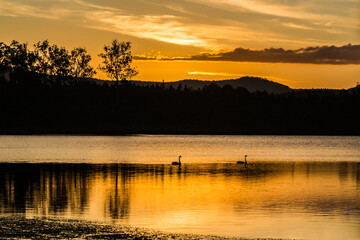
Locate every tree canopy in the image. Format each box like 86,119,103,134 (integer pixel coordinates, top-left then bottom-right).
0,40,96,84
98,40,138,85
70,47,96,82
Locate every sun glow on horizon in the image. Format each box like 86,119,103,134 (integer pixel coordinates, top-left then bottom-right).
133,60,360,89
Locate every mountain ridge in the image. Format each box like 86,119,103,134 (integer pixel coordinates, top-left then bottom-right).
93,76,292,94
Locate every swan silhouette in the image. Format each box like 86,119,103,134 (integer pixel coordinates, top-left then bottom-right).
237,155,247,165
172,156,182,165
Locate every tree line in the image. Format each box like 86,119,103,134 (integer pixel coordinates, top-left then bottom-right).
0,39,137,85
1,76,359,135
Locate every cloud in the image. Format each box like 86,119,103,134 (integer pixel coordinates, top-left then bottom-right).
165,4,193,15
282,22,314,30
86,13,209,47
135,44,360,64
74,0,120,11
0,1,63,20
0,0,357,50
0,0,303,49
0,0,208,47
188,0,357,31
189,0,324,20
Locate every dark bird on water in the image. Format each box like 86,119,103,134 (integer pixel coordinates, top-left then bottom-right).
237,155,247,165
172,156,182,165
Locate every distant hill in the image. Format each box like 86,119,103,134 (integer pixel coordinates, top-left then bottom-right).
130,76,292,94
87,77,358,94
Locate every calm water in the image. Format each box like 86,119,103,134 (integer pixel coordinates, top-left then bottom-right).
0,135,359,239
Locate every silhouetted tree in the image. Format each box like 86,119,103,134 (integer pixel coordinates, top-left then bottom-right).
0,41,37,83
2,40,98,85
0,41,36,72
34,40,71,84
69,47,96,83
51,45,70,79
34,40,54,76
98,40,137,86
0,42,10,72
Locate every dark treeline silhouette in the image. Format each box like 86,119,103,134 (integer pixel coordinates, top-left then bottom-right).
1,76,359,135
1,40,360,135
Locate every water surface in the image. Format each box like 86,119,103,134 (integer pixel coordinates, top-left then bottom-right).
0,135,359,163
0,135,359,240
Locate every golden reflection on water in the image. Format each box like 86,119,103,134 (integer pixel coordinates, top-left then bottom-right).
0,162,360,239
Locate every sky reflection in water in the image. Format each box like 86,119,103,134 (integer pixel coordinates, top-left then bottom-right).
0,161,359,240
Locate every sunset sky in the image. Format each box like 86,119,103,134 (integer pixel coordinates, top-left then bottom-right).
0,0,359,88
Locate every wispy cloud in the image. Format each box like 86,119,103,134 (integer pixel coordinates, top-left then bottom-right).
189,0,357,31
0,0,296,49
74,0,121,11
282,22,314,31
136,44,360,65
165,4,193,15
0,0,357,50
189,0,322,20
74,5,315,49
87,12,208,47
0,1,208,47
0,1,64,19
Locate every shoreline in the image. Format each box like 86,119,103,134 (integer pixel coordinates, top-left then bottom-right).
0,217,287,240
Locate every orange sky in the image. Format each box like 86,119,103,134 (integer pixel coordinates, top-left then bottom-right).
0,0,359,88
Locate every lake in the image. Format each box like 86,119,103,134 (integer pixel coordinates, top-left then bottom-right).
0,135,359,239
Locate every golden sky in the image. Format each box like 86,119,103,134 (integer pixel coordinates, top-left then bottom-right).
0,0,359,88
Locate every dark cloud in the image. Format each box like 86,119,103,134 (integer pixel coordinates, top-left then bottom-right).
133,55,157,60
134,44,360,64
